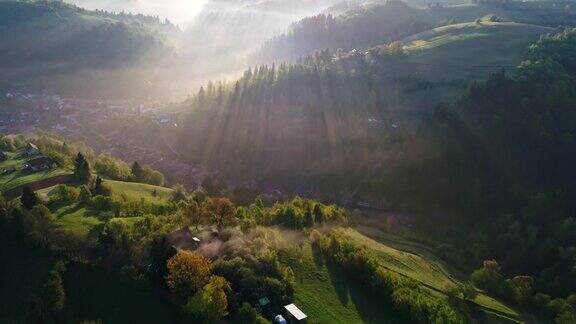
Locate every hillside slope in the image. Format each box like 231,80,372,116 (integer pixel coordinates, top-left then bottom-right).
0,0,181,99
400,21,554,80
256,0,573,63
0,0,175,67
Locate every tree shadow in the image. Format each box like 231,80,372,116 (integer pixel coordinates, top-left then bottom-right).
311,245,325,269
87,223,105,242
51,202,84,219
317,246,407,323
324,258,351,306
348,279,407,324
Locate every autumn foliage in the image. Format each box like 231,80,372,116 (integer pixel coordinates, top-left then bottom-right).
166,251,212,300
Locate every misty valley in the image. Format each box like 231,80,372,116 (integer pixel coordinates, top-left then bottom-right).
1,0,576,323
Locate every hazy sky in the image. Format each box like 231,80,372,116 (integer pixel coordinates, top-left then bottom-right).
68,0,210,26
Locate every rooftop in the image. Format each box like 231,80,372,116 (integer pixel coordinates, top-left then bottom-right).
166,227,200,251
284,303,307,321
27,143,38,150
258,297,271,307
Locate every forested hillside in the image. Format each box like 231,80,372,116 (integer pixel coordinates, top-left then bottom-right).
171,27,576,323
256,0,576,63
422,29,576,301
0,0,176,68
175,19,556,192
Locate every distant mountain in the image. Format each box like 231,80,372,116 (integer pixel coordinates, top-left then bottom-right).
0,0,177,68
182,0,349,74
63,0,208,26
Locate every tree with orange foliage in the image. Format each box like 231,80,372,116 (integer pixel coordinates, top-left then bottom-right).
166,251,212,300
201,197,236,229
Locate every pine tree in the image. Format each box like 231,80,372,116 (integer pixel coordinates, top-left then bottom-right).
131,161,144,181
21,186,39,210
74,153,91,182
313,204,325,223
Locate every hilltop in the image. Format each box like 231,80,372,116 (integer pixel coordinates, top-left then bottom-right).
0,133,528,323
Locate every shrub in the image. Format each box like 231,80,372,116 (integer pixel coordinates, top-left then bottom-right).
95,155,131,180
51,185,80,203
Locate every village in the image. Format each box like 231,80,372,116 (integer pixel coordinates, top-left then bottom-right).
0,90,388,211
0,90,208,185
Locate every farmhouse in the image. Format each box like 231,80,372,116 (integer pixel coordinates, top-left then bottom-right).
25,143,40,156
284,303,307,323
166,227,201,251
23,156,52,172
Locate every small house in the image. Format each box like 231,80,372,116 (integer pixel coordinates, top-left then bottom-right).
284,303,307,323
23,156,52,172
255,297,271,312
255,296,273,317
25,143,40,156
166,227,201,251
0,151,6,160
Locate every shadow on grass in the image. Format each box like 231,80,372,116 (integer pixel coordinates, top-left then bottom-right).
315,246,407,324
64,263,191,324
87,223,105,242
324,258,351,306
312,245,325,269
51,202,84,219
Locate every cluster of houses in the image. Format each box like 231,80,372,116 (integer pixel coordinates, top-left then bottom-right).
166,227,308,323
22,143,53,172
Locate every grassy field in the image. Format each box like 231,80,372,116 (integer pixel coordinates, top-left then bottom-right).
52,204,104,238
281,243,407,324
50,203,145,239
0,151,26,169
399,22,553,81
106,180,173,204
36,179,170,238
0,168,71,192
0,150,72,192
340,227,521,321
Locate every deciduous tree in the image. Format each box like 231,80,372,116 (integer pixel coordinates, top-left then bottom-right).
166,251,212,300
184,276,230,321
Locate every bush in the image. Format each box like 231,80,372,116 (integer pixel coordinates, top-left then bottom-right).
95,155,131,180
32,204,53,222
51,185,80,203
471,260,503,294
90,195,114,211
